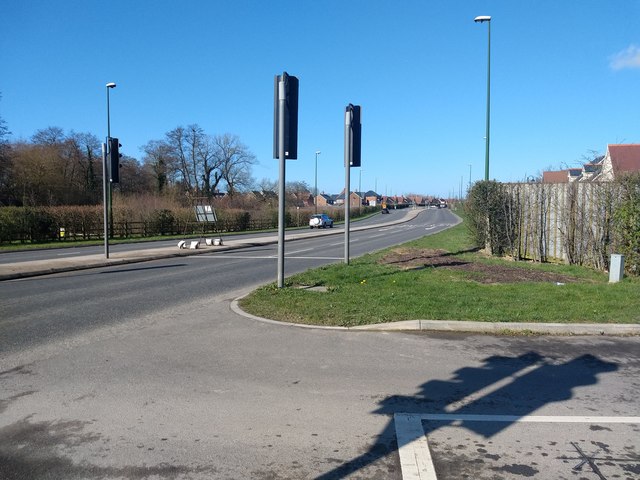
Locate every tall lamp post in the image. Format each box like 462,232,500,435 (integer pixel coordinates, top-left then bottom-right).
103,82,116,258
358,168,363,213
106,82,116,139
314,150,321,214
474,15,491,181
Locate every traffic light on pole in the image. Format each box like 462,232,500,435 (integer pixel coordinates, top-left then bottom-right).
108,137,122,183
273,72,299,159
347,104,361,167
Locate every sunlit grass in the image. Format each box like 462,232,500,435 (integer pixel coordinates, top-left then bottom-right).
240,222,640,326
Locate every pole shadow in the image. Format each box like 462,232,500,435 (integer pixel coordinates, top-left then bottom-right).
315,352,618,479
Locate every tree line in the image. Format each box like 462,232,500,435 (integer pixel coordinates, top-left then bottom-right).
0,116,257,207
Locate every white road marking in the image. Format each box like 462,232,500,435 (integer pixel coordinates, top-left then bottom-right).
287,247,314,255
395,414,438,480
198,254,342,260
394,413,640,480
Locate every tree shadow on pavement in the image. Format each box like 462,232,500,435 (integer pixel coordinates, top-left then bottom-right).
315,351,618,479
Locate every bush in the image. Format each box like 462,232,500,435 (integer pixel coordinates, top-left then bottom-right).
613,174,640,275
465,181,515,255
0,207,24,243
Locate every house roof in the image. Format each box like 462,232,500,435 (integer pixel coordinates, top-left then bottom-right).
608,144,640,175
542,170,569,183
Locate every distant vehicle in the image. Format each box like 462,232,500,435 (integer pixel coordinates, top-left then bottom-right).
309,214,334,229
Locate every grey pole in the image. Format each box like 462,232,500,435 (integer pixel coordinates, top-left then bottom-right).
314,151,320,214
102,142,109,258
485,19,491,181
358,168,363,214
344,108,351,265
474,16,491,181
277,77,286,288
104,82,116,258
106,83,116,240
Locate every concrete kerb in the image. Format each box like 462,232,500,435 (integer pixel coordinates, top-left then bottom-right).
230,294,640,336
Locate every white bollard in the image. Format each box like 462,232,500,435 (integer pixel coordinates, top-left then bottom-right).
609,254,625,283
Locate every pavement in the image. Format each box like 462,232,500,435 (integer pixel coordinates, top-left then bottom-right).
2,208,639,337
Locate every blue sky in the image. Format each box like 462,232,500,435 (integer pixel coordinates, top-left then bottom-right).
2,1,639,198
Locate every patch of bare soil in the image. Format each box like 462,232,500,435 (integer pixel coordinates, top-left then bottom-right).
379,248,579,284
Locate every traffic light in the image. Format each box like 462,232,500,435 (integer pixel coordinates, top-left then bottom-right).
108,137,122,183
347,104,361,167
273,72,299,159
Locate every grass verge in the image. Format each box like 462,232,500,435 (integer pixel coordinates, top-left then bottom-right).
239,221,640,326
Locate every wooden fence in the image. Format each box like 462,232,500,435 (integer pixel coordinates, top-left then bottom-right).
504,182,620,270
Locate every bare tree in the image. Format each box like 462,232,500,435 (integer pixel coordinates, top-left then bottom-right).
142,140,178,193
165,125,199,194
214,134,256,196
0,95,13,205
197,134,224,198
31,126,65,145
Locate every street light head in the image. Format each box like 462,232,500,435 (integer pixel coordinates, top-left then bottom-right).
106,82,116,88
316,151,321,155
474,15,491,23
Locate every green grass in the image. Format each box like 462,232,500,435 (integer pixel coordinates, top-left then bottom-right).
239,221,640,326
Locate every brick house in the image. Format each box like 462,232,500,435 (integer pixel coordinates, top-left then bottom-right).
542,144,640,183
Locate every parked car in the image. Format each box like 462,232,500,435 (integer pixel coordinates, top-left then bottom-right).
309,214,334,229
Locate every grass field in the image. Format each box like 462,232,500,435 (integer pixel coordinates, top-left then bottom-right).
239,219,640,327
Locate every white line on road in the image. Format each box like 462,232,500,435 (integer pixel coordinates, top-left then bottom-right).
287,247,314,255
198,254,342,260
394,413,640,480
395,414,438,480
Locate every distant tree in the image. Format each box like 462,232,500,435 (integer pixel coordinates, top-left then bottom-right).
165,125,202,194
142,140,178,194
257,178,277,193
7,127,103,205
117,155,154,195
286,180,311,206
0,94,13,205
214,133,256,196
198,134,224,198
31,126,65,145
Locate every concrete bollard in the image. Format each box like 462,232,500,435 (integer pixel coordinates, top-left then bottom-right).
609,254,625,283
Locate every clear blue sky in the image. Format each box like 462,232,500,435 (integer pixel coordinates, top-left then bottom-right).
2,1,639,198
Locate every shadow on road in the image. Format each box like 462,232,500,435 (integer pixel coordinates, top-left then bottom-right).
315,352,618,479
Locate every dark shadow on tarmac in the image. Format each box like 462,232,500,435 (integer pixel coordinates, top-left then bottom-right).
315,352,618,479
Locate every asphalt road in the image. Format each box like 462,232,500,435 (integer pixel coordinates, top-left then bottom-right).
0,208,400,265
1,207,639,480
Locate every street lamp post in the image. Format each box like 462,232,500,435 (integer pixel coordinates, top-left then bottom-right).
106,82,116,139
314,151,321,214
103,82,116,258
358,168,363,213
474,15,491,181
